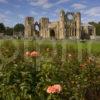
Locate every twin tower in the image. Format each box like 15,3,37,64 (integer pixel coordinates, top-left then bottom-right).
24,10,81,39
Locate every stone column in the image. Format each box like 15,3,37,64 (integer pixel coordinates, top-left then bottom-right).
39,17,49,39
24,17,34,38
59,10,65,39
75,12,81,39
56,22,59,39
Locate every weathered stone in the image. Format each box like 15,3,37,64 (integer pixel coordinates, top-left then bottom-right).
24,10,96,39
24,17,34,38
81,23,96,39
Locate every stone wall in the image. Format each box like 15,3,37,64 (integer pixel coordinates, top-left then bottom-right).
81,24,96,39
24,10,95,40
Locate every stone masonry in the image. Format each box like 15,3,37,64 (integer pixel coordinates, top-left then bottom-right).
24,10,95,39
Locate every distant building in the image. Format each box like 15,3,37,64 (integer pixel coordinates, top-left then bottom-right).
24,10,96,40
0,33,4,38
81,23,96,39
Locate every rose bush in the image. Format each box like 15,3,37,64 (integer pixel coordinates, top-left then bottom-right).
0,40,100,100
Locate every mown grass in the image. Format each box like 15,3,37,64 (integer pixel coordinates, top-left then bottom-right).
0,39,100,56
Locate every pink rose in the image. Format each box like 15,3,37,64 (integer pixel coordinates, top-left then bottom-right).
25,51,30,57
53,84,62,93
47,84,62,94
30,51,39,57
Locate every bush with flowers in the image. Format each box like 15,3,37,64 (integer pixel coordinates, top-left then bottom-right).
0,40,100,100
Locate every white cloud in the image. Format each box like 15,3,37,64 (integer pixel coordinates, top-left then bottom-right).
0,11,24,26
29,0,54,8
0,12,11,26
42,3,53,9
81,7,100,23
30,10,38,15
0,0,7,3
82,16,99,23
0,14,6,22
28,0,70,9
18,14,24,19
72,3,86,9
29,0,48,6
0,11,11,22
56,0,69,5
84,7,100,17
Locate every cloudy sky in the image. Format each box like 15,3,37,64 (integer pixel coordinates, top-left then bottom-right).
0,0,100,26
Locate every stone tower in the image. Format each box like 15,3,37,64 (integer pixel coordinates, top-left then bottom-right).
24,17,34,37
39,17,49,38
59,10,65,39
75,12,81,39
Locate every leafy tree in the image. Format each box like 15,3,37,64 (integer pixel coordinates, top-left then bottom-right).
89,22,100,36
0,23,5,33
96,22,100,36
5,27,13,36
89,22,96,25
14,23,25,35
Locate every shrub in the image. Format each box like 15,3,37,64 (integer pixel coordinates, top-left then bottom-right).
0,40,100,100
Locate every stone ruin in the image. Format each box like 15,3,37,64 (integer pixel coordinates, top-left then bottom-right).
24,10,96,39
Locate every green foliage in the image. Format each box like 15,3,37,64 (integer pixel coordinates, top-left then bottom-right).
0,40,100,100
5,27,13,36
14,23,24,34
0,23,5,33
89,22,100,36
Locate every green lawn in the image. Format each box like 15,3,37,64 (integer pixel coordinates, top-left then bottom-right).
0,39,100,56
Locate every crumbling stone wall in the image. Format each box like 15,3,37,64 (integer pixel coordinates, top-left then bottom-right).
81,24,96,39
24,10,95,39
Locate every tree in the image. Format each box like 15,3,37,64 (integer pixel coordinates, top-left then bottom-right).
89,22,96,25
5,27,13,36
0,23,5,33
89,22,100,36
14,23,25,35
96,23,100,36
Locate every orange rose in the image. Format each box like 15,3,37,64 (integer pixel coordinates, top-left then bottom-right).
80,63,87,68
30,51,39,57
47,84,62,94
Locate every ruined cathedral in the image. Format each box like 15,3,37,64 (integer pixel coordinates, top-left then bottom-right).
24,10,96,39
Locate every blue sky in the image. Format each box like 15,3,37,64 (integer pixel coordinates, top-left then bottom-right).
0,0,100,27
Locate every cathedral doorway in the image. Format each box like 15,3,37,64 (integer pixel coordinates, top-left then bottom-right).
50,29,56,39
